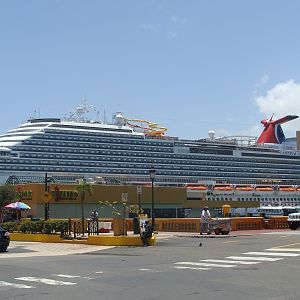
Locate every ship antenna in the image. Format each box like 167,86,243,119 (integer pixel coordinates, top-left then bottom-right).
67,98,96,121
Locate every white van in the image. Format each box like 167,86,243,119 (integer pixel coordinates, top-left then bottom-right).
287,212,300,230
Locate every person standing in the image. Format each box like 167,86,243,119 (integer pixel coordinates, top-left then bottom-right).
141,221,154,246
200,206,211,235
90,210,98,222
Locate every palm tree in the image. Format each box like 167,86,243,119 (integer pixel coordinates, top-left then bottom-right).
75,179,92,235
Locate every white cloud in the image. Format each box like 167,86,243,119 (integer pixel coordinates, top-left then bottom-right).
257,73,269,87
255,80,300,136
166,31,177,40
142,24,161,31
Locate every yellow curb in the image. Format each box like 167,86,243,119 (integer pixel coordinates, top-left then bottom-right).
87,235,156,246
9,233,156,246
10,233,62,243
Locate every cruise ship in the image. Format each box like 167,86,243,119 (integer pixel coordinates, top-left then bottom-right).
1,102,300,206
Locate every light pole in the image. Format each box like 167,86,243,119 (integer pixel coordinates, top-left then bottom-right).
149,167,156,229
44,172,51,220
81,177,86,235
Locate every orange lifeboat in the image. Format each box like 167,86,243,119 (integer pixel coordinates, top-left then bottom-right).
214,186,233,191
255,186,273,192
187,185,208,191
235,186,254,191
278,186,295,192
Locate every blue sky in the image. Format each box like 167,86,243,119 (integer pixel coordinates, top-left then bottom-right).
1,0,300,139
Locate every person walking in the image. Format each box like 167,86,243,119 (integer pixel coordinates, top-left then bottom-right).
200,206,211,235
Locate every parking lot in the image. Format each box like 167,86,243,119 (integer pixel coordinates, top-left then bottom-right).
1,230,300,300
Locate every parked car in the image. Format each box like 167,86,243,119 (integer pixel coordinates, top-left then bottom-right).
0,225,10,252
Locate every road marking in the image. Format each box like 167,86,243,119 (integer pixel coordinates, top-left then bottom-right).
272,243,300,248
0,281,34,289
95,271,104,274
244,252,300,257
174,266,211,271
266,248,300,252
223,241,236,244
261,232,300,235
15,277,77,286
139,269,150,271
200,259,261,265
53,274,81,278
175,262,236,268
227,256,283,261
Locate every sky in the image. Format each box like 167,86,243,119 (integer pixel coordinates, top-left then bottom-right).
1,0,300,140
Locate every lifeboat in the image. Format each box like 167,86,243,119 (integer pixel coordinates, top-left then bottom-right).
255,186,274,192
235,186,254,191
214,186,233,191
278,186,296,192
187,185,208,191
213,185,234,194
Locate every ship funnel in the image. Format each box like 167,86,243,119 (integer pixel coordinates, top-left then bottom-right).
257,114,298,144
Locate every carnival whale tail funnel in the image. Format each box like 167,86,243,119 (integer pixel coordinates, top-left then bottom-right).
257,114,298,144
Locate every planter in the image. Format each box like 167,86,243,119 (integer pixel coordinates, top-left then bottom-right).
112,218,127,236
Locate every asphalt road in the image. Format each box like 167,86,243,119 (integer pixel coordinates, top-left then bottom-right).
1,231,300,300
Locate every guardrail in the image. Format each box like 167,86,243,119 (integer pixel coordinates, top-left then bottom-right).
267,216,289,229
231,217,263,231
17,216,290,233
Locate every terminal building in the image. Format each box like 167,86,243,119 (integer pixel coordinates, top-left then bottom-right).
15,183,259,220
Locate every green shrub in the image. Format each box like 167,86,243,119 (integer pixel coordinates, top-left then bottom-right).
30,220,44,233
44,220,57,234
18,221,31,233
55,220,69,234
0,222,19,232
4,219,69,234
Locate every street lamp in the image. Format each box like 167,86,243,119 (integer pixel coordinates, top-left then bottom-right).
44,172,51,220
149,167,156,229
81,177,86,235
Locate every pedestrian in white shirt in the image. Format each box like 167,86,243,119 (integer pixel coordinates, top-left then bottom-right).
200,206,211,235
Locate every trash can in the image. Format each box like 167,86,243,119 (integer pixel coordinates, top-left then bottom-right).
133,217,140,234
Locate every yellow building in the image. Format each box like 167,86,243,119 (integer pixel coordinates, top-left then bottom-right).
15,183,259,219
16,183,186,219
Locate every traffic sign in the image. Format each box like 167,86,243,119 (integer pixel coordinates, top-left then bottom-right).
137,186,142,195
121,192,128,203
42,192,52,203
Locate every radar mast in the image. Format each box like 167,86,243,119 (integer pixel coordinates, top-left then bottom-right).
67,98,96,121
